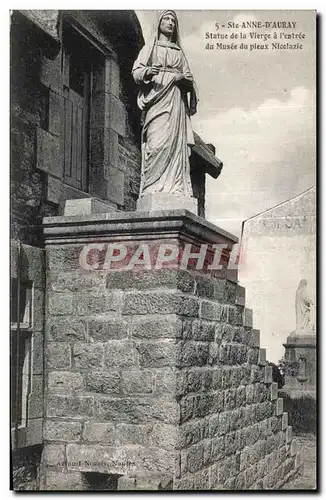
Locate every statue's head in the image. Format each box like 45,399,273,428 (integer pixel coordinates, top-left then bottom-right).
298,279,308,289
157,10,179,44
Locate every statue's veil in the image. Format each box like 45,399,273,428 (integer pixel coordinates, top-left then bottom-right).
145,10,182,66
142,10,198,116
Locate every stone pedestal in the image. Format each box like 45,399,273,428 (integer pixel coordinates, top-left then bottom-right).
64,198,117,216
40,208,299,491
137,193,198,216
282,333,316,397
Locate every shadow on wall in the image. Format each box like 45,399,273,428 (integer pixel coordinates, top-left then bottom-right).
280,392,316,435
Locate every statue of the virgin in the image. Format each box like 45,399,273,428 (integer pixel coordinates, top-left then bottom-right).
132,10,198,199
295,279,315,333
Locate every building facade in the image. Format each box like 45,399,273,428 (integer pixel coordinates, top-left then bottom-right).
10,9,223,487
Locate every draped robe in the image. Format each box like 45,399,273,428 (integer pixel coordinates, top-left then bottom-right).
132,40,197,197
295,281,314,332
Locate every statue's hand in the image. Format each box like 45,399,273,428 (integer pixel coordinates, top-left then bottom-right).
175,73,193,91
146,66,160,78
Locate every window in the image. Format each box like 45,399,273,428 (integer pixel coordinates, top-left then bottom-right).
11,279,33,430
62,25,92,192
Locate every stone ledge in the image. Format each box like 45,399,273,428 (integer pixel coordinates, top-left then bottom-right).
43,209,238,246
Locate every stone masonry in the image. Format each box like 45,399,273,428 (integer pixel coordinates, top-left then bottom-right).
40,210,300,490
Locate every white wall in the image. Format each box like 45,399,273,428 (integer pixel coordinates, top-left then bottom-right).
239,188,316,363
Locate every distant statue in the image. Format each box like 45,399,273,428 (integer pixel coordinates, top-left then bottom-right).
295,279,315,332
132,10,198,198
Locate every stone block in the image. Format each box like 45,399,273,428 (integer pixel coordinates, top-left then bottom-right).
48,293,74,316
32,331,43,375
282,412,288,430
247,347,259,364
73,343,104,369
64,197,116,216
236,385,246,407
117,423,152,446
76,291,120,315
131,316,182,340
43,444,65,466
121,370,153,394
137,193,197,214
195,275,215,299
48,371,84,394
217,455,238,484
243,308,253,328
46,343,71,369
201,301,223,321
47,246,82,271
179,396,195,424
136,341,176,368
250,329,260,347
96,396,179,425
290,439,300,458
228,305,243,326
258,348,266,366
276,398,283,416
194,392,224,418
151,423,178,450
33,288,45,331
46,318,87,342
48,90,62,136
224,280,238,304
264,365,273,384
44,420,82,441
122,292,199,317
106,94,126,137
106,167,125,206
270,382,278,400
14,243,45,288
107,269,194,293
210,435,225,462
153,369,177,396
286,426,293,443
88,318,128,341
105,341,135,368
179,420,202,448
186,442,205,473
49,270,106,293
106,57,120,97
47,175,62,204
40,54,62,92
173,474,194,490
191,320,216,342
36,127,62,178
83,422,116,444
66,443,176,475
86,371,120,394
224,388,237,410
117,476,137,490
177,341,209,368
26,417,43,447
224,431,240,456
44,471,87,491
46,395,94,418
235,285,245,306
208,342,219,365
194,467,210,490
241,326,252,345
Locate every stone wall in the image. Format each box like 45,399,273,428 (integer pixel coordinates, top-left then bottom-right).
10,10,143,242
41,212,300,490
11,241,45,452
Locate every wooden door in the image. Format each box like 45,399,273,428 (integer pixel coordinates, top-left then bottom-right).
62,48,90,191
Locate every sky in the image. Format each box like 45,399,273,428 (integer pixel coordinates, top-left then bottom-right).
136,10,316,236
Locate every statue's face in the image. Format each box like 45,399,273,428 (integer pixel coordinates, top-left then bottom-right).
159,13,176,38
